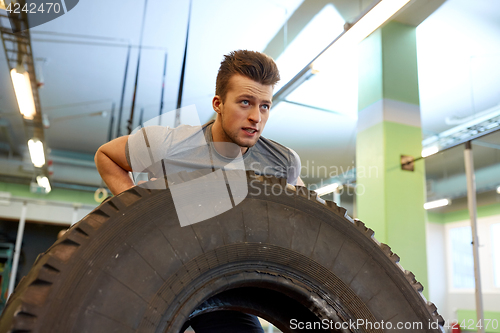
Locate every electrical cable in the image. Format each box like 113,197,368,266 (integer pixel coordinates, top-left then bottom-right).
117,44,131,137
175,0,193,127
158,52,168,125
127,0,149,135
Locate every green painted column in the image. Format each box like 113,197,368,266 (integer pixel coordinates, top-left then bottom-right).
356,21,429,296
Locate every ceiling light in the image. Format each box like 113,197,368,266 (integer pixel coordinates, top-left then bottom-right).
313,0,411,71
315,183,339,196
36,176,51,194
421,146,439,158
28,138,46,167
273,0,410,113
424,199,450,210
273,4,344,94
273,67,317,104
10,66,37,120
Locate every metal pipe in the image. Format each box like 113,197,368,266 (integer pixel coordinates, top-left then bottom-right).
29,31,167,50
71,206,78,225
333,190,341,206
30,38,168,50
464,141,485,333
8,201,27,298
45,99,111,111
50,110,108,123
31,30,129,42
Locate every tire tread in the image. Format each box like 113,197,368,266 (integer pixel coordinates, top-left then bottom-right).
0,172,445,332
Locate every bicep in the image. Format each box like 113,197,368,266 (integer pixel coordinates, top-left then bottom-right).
287,148,302,186
98,136,132,172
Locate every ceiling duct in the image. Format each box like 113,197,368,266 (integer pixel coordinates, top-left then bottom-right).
423,104,500,152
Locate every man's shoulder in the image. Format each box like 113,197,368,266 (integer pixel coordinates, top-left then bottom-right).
250,135,301,184
256,135,292,156
138,123,205,133
143,123,205,143
255,135,301,168
171,123,204,134
128,123,207,157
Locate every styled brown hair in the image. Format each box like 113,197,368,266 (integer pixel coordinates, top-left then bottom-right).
216,50,280,102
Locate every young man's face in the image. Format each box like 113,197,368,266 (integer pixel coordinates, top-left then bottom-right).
212,74,273,153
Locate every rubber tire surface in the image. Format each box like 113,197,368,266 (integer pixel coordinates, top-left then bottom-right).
0,171,444,333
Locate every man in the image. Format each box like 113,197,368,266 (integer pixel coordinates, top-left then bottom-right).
95,50,303,332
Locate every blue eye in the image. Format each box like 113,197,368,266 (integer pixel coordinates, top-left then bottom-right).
241,100,249,105
262,104,270,110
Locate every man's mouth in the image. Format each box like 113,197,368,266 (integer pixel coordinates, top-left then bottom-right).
243,128,258,134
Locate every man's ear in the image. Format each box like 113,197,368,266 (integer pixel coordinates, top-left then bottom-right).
212,95,222,113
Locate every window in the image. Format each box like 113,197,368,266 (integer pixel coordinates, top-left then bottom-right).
446,216,500,292
492,223,500,288
449,226,475,289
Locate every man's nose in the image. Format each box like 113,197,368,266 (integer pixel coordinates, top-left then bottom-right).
248,106,261,123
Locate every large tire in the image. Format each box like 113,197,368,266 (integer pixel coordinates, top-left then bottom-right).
0,171,444,333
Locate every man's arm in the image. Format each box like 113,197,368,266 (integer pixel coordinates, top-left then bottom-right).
94,136,134,195
287,148,304,186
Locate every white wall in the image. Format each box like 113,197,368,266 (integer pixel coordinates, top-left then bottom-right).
426,214,500,327
426,222,449,320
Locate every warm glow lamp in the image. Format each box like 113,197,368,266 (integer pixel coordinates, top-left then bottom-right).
36,175,51,194
28,138,46,168
421,146,439,158
424,199,450,210
313,0,411,71
10,66,37,120
315,183,340,196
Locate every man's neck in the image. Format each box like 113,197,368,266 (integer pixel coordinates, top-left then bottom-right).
211,119,248,157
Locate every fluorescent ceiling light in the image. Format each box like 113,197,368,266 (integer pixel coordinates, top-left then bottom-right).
421,146,439,158
10,67,37,120
315,183,339,196
273,0,410,117
36,176,51,194
274,4,358,118
424,199,450,210
313,0,411,71
274,4,345,93
28,138,46,168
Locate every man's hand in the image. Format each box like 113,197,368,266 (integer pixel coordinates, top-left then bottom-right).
94,136,135,196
